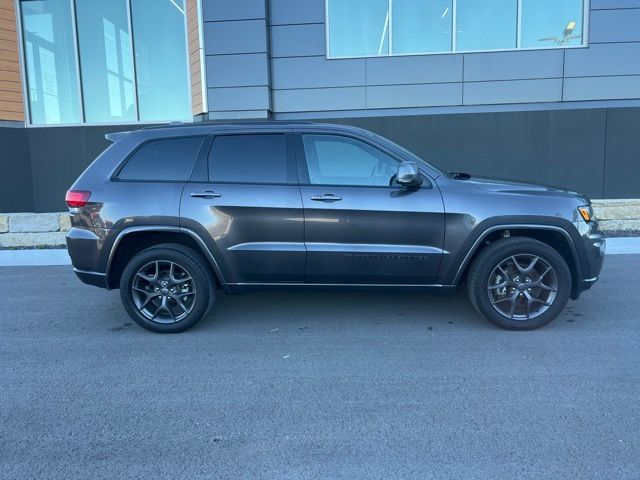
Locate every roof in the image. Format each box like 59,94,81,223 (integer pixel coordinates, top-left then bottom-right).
106,120,371,142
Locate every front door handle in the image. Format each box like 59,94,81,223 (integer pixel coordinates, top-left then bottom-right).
310,194,342,202
191,190,222,199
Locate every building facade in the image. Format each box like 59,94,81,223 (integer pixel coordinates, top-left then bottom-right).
1,0,639,214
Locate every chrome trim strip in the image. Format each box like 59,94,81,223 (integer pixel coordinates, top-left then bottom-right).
73,268,106,277
306,242,445,255
583,276,598,283
228,282,454,288
452,224,580,285
228,242,306,252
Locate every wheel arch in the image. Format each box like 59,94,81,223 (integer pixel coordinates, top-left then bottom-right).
453,224,583,299
105,226,225,290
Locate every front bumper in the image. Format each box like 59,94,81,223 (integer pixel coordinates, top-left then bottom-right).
576,227,606,295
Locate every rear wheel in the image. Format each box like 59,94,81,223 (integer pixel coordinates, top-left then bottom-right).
467,237,571,330
120,244,213,333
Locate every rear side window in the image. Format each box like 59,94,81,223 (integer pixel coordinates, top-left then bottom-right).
208,134,294,184
117,137,204,181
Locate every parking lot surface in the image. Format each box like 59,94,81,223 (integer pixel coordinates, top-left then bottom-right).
1,256,639,479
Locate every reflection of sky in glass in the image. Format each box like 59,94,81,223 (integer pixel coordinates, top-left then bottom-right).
76,0,135,122
392,0,452,54
21,0,81,124
329,0,389,57
456,0,517,51
522,0,583,48
328,0,585,57
131,0,191,121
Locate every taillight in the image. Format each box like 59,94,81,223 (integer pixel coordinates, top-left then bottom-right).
65,190,91,208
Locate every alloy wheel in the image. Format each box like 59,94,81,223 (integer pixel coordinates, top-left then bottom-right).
131,260,196,323
487,254,558,321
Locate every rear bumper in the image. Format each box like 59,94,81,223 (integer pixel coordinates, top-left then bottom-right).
66,227,109,289
73,268,108,288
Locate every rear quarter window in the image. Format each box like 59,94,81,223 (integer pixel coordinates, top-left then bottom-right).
117,136,204,181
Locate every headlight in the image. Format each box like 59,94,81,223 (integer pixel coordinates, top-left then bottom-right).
577,205,594,223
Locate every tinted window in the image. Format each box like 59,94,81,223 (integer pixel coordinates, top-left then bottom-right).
118,137,204,181
302,135,398,186
521,0,584,48
208,135,292,184
456,0,517,51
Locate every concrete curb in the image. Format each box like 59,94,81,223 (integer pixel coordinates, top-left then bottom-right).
1,239,639,267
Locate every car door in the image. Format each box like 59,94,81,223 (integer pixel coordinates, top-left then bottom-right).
180,132,305,284
296,132,445,285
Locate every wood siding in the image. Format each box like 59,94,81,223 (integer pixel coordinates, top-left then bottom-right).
187,0,206,115
0,0,23,122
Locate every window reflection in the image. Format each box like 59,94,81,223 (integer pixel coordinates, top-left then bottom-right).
328,0,389,57
21,0,81,124
76,0,136,122
131,0,191,121
521,0,584,48
326,0,586,58
456,0,517,51
392,0,452,54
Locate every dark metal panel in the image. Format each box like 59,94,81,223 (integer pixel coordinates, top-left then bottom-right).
365,55,463,85
201,0,266,21
590,9,640,43
0,126,33,213
270,24,325,58
463,50,564,82
603,107,640,198
27,124,159,213
323,109,608,199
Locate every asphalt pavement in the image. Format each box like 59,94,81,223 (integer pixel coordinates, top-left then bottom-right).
1,256,639,479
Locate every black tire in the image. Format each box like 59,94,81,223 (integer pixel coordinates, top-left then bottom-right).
120,243,214,333
467,237,571,330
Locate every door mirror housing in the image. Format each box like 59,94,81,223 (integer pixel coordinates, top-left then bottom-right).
395,161,423,188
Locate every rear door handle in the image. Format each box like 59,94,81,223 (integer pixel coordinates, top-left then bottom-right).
310,194,342,202
191,190,222,199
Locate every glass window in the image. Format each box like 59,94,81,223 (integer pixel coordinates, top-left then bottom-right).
456,0,517,51
521,0,584,48
118,137,204,181
75,0,136,123
130,0,191,122
328,0,389,57
302,135,399,187
392,0,452,54
208,135,292,184
21,0,81,124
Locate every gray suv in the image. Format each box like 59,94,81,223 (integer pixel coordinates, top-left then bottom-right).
66,122,605,333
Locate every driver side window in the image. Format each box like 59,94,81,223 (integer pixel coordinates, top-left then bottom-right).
302,134,399,186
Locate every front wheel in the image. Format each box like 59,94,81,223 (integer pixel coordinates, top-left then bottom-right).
467,237,572,330
120,244,214,333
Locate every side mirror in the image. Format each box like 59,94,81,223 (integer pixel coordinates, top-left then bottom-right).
395,161,423,188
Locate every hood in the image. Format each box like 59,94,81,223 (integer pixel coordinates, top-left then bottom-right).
466,176,584,199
